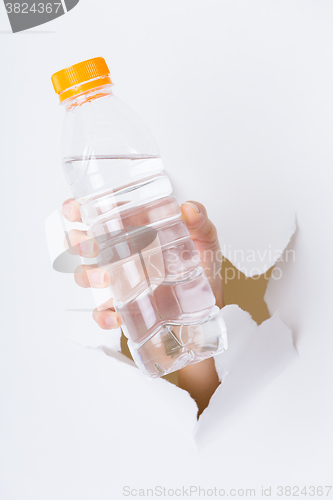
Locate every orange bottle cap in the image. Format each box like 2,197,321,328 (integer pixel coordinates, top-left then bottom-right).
51,57,112,103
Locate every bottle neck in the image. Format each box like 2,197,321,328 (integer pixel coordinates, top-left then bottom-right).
61,84,113,110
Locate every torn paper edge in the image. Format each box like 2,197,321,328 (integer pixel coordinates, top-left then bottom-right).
194,305,297,450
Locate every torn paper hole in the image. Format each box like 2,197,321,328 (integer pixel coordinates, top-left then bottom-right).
46,207,298,445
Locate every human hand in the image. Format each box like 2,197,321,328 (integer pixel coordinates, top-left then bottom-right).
61,198,224,415
61,198,224,329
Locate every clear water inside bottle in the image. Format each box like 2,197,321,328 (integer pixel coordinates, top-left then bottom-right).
63,155,227,377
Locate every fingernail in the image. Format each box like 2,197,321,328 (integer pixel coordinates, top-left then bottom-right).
105,314,119,327
61,201,75,220
79,239,95,256
90,271,107,285
184,202,200,213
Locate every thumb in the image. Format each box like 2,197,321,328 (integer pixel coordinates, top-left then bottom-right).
180,201,219,249
180,201,223,306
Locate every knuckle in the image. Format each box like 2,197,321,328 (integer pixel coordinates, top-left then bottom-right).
62,198,74,206
74,265,88,287
64,230,76,249
208,221,218,241
201,220,218,243
92,308,100,323
63,233,70,251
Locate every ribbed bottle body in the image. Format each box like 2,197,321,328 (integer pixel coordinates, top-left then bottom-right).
62,90,226,377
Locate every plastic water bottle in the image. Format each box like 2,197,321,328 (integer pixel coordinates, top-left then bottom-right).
51,57,227,378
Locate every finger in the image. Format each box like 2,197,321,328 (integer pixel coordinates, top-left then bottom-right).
64,229,99,257
74,265,110,289
61,198,82,222
180,201,219,246
93,300,122,330
181,201,223,306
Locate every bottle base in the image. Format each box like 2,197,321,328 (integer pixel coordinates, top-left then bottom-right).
127,306,228,378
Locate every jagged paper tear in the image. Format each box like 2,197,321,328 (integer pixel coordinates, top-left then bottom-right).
194,305,297,449
45,207,298,447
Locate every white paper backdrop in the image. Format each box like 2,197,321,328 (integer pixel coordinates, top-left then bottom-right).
1,1,333,499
